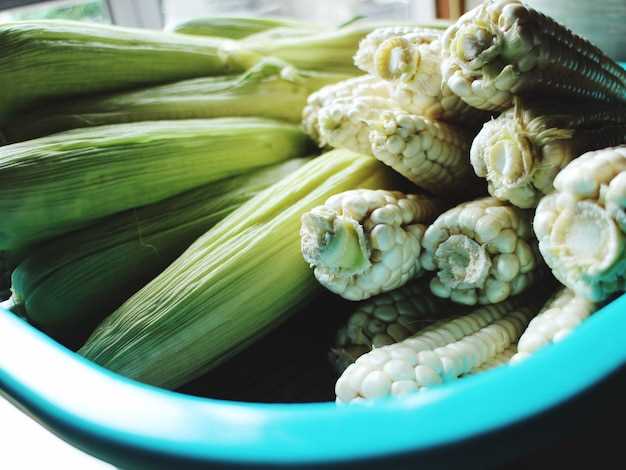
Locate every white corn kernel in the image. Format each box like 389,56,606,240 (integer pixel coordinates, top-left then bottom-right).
337,300,532,402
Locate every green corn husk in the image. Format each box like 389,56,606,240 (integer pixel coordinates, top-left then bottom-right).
5,58,351,142
0,118,312,252
246,23,384,74
170,16,317,39
79,149,397,389
0,20,262,125
12,159,308,347
0,252,10,301
246,22,449,74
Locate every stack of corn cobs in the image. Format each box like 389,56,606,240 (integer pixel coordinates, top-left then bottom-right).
1,0,625,403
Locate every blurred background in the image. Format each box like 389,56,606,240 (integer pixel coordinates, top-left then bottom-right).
0,0,623,59
0,0,473,27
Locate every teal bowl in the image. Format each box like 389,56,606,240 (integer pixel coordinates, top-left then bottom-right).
2,64,626,470
1,292,625,469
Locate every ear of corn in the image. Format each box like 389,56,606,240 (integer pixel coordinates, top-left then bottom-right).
534,145,626,301
170,16,316,39
302,75,392,144
331,278,468,374
301,189,446,301
511,288,596,363
471,98,626,208
421,197,542,305
313,96,479,196
0,21,262,125
78,150,398,389
11,159,307,348
336,299,532,403
0,118,312,252
6,58,351,143
464,345,516,374
354,27,490,125
441,0,626,111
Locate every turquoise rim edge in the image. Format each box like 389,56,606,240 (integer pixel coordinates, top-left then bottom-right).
1,62,625,466
1,293,625,465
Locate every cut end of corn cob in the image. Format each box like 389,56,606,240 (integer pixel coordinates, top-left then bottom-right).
335,299,533,403
441,0,626,111
301,189,445,301
510,288,596,363
331,278,466,374
471,99,626,208
313,96,478,196
421,197,541,305
355,27,489,124
354,26,441,77
534,146,626,301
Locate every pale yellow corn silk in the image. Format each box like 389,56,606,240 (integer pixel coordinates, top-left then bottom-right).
301,189,445,301
336,299,532,403
330,278,467,374
421,197,541,305
471,99,626,209
511,288,596,363
534,146,626,301
441,0,626,111
315,95,477,196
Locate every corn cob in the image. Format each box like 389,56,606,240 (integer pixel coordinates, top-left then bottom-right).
12,159,307,347
301,189,445,301
6,59,350,143
79,150,397,389
511,288,596,363
0,118,311,252
471,99,626,208
534,146,626,301
335,300,533,403
353,26,441,75
331,278,467,374
441,0,626,111
464,345,516,374
315,96,478,196
354,27,489,124
420,197,540,305
0,21,262,125
170,16,317,39
302,75,392,145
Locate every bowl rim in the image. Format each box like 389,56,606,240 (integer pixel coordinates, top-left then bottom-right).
1,292,625,466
